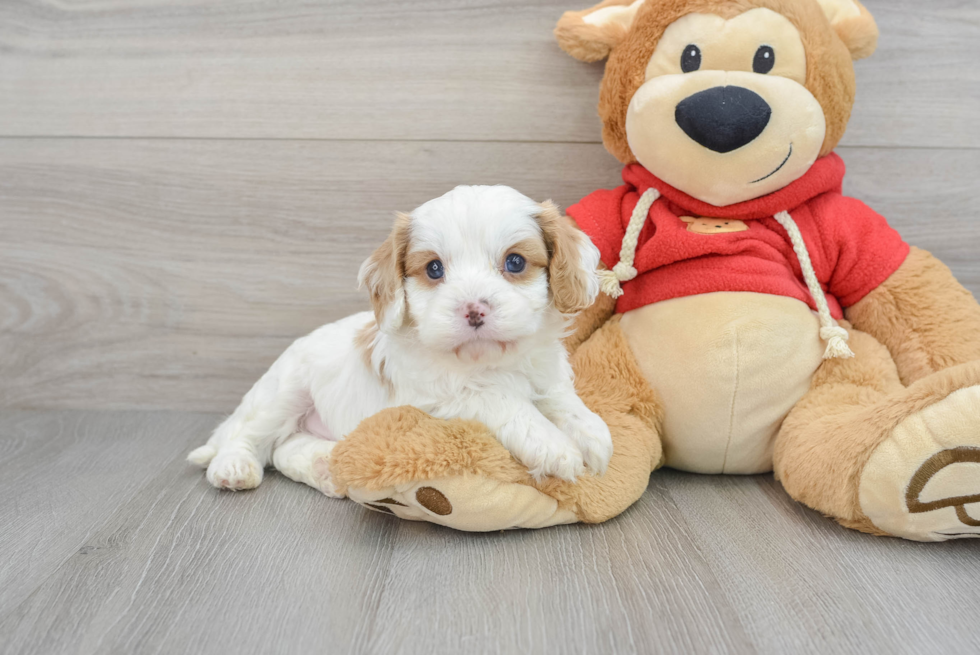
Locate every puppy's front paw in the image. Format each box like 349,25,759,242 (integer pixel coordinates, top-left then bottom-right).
311,451,343,498
501,417,586,483
527,440,586,483
559,411,613,476
207,450,263,491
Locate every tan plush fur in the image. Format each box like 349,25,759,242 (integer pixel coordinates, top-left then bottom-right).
774,326,902,532
329,408,530,497
775,324,980,535
558,0,859,162
331,316,665,523
565,281,617,354
554,0,638,62
846,247,980,386
831,0,878,59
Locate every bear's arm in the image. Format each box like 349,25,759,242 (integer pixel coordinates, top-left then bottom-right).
845,247,980,385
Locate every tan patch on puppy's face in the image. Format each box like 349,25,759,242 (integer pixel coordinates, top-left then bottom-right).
502,237,549,284
681,216,749,234
405,249,444,288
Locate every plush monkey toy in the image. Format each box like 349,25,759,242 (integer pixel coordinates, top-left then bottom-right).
329,0,980,541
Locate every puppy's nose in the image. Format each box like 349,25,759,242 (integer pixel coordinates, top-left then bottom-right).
464,302,487,328
675,86,772,153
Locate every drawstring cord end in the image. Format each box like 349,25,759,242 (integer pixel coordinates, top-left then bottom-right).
598,187,661,300
599,262,638,299
820,326,855,360
598,269,625,299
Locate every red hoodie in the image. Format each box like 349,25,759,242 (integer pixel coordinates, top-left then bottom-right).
566,153,909,318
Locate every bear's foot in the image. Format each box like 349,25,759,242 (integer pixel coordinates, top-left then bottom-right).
860,384,980,541
348,476,578,531
328,407,583,531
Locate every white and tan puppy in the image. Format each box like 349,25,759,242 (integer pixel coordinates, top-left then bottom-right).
188,185,612,495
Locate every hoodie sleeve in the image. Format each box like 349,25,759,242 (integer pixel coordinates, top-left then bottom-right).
566,186,630,269
817,193,910,309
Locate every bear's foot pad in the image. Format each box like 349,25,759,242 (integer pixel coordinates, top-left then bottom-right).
348,475,578,532
860,385,980,541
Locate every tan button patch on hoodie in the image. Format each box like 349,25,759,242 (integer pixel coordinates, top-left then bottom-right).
681,216,749,234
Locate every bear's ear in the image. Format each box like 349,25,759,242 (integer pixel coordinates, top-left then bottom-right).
815,0,879,60
554,0,646,62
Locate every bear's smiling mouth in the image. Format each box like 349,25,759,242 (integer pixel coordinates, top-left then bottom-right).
750,143,794,184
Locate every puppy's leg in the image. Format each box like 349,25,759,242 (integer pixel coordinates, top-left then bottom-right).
468,396,586,482
537,388,613,476
272,432,343,498
196,355,310,491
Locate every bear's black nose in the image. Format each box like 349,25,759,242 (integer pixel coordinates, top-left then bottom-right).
675,86,772,153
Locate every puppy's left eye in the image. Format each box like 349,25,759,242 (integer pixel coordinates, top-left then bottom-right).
426,260,445,280
505,253,526,274
753,45,775,74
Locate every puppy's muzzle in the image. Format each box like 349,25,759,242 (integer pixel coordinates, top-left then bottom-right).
465,302,487,329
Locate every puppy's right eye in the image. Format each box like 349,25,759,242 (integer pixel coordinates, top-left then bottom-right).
426,260,444,280
505,253,526,274
681,45,701,73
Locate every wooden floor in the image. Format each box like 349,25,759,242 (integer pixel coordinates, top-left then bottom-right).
2,1,979,653
3,411,980,655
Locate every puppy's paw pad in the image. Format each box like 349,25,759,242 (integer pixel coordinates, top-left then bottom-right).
527,444,586,483
563,415,613,475
311,454,342,498
207,452,263,491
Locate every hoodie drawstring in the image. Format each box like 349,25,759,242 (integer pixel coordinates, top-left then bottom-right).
598,189,855,360
771,210,854,359
598,188,660,299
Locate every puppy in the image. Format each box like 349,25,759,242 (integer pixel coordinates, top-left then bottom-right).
187,185,612,495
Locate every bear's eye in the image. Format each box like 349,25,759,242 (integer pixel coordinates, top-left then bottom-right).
426,260,444,280
753,45,775,74
680,45,701,73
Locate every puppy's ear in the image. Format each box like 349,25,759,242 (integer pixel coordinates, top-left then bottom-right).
816,0,879,60
554,0,646,62
358,212,411,332
536,201,601,314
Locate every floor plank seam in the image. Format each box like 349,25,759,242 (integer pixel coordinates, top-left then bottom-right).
0,135,977,152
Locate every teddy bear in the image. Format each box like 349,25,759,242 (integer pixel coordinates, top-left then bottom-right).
326,0,980,542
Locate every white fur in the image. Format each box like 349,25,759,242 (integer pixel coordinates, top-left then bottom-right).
189,185,610,494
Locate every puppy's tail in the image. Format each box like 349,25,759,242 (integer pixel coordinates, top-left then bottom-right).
187,444,218,467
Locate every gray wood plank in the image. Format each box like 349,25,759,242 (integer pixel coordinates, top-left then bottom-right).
3,411,977,655
0,410,215,616
0,412,754,655
0,0,976,149
365,477,754,655
663,470,980,654
0,413,400,655
2,139,977,412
